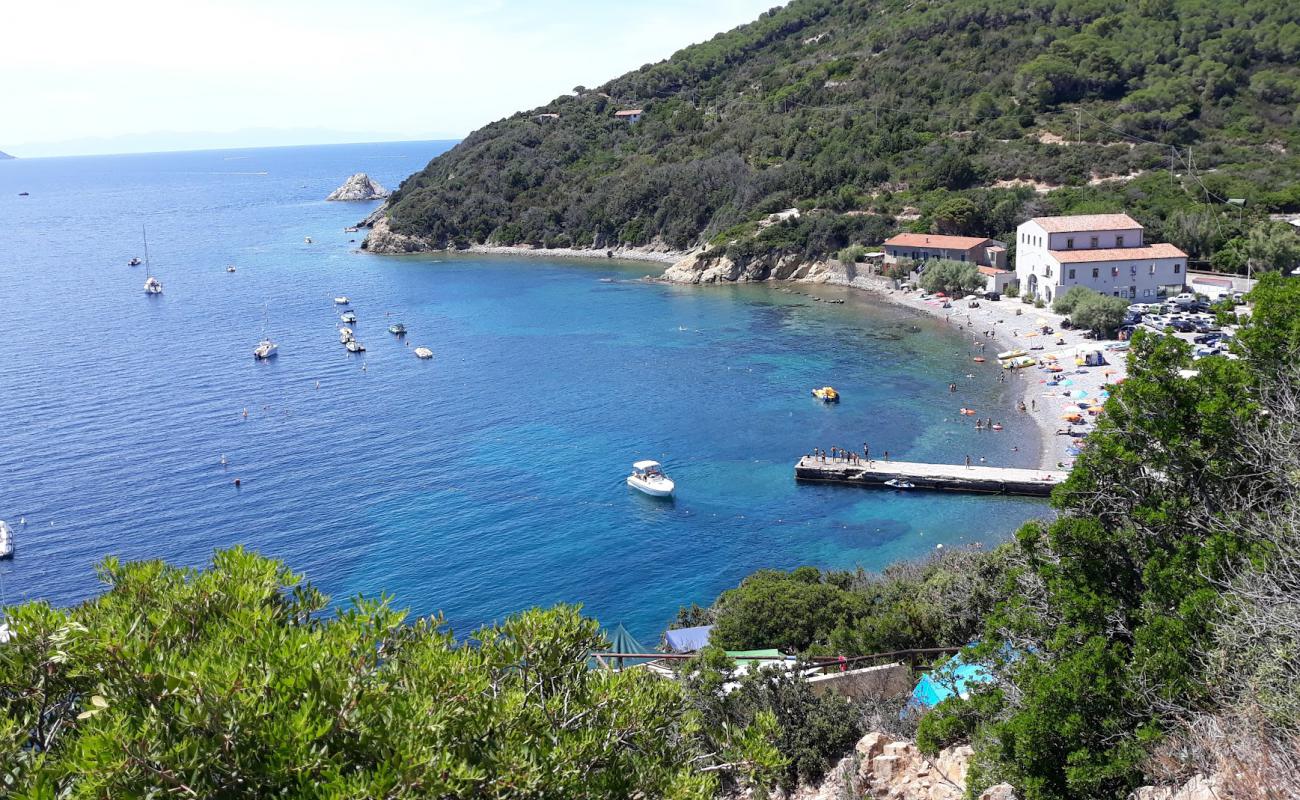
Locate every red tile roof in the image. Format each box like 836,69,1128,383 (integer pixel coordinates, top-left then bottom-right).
978,266,1010,276
883,233,992,250
614,109,644,116
1049,243,1187,263
1029,214,1142,233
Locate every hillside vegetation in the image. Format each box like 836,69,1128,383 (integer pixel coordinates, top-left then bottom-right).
377,0,1300,268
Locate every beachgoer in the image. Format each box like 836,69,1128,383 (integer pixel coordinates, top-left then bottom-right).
965,455,971,468
1031,399,1037,411
883,450,889,461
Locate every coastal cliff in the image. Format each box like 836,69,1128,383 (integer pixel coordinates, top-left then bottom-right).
661,247,895,294
326,172,389,201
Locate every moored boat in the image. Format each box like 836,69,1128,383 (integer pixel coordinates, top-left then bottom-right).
812,386,840,403
345,339,365,353
334,296,350,305
884,479,916,489
388,322,407,336
0,520,13,558
128,257,142,266
627,460,674,497
339,326,354,343
414,347,433,359
253,340,278,359
340,311,357,324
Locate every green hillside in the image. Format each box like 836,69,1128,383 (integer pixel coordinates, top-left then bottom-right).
376,0,1300,266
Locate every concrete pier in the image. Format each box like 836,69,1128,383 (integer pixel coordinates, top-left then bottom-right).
795,456,1066,497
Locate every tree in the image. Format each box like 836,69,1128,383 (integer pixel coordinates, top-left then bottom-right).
918,259,985,296
931,197,984,236
711,568,865,652
1051,285,1096,315
1069,292,1129,335
0,549,736,798
1245,221,1300,276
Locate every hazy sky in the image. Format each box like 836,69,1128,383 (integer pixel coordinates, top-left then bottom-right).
2,0,776,156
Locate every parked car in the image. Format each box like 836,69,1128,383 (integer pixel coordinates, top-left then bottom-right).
1170,319,1196,333
1172,292,1198,308
1193,333,1222,345
1232,291,1246,304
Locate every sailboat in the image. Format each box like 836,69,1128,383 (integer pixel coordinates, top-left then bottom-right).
141,225,163,295
253,303,278,359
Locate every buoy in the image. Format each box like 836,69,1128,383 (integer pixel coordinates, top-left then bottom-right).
233,478,241,487
992,424,1003,431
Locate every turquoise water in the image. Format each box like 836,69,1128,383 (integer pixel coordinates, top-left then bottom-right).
0,141,1045,641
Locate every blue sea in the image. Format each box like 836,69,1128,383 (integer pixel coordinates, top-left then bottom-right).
0,141,1047,642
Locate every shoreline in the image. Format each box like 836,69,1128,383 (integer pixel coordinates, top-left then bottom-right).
841,285,1108,472
463,243,685,264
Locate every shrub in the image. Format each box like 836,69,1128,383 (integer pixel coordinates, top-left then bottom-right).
918,259,985,296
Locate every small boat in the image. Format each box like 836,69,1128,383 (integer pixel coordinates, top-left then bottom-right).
0,520,13,558
996,349,1027,360
144,276,163,294
226,265,236,273
305,236,313,244
334,296,350,305
414,347,433,359
345,339,365,353
340,312,357,324
388,322,407,336
344,226,359,233
973,356,986,363
960,408,976,415
128,257,142,266
339,326,354,343
627,460,674,497
812,386,840,403
18,192,30,197
883,479,915,489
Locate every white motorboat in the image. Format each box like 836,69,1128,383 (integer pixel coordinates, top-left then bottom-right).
345,339,365,353
884,479,916,490
144,276,163,294
414,347,433,359
339,326,354,343
226,265,237,273
340,311,357,324
0,520,13,559
334,296,350,305
627,460,674,497
305,236,313,244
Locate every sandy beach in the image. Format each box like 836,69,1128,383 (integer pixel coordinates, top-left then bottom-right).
863,287,1125,472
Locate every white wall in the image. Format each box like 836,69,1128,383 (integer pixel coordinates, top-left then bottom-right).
1047,228,1143,250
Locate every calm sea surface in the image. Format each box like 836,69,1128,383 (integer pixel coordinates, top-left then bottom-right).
0,141,1046,642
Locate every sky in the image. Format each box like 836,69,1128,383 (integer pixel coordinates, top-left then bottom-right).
1,0,778,157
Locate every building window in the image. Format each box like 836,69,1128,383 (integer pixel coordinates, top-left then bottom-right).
1117,235,1125,247
1144,288,1152,297
1174,262,1181,273
1066,237,1074,249
1130,265,1137,275
1092,267,1099,279
1068,268,1075,279
1111,266,1119,277
1149,264,1156,275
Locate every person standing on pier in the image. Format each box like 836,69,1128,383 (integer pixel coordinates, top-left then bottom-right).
965,455,972,469
863,443,870,462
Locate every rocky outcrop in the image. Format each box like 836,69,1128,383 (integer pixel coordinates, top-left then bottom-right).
788,732,984,800
661,247,828,284
1133,774,1222,800
326,173,390,201
361,215,433,253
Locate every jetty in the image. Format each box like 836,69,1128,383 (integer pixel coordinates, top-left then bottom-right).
795,456,1066,497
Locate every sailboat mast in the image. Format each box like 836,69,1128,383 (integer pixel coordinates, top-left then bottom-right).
142,225,152,279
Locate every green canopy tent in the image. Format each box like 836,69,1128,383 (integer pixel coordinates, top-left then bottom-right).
603,623,651,671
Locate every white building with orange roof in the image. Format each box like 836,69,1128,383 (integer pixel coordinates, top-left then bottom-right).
1015,213,1188,303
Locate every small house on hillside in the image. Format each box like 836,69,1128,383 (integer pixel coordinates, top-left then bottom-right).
534,113,560,122
614,109,644,123
882,233,1008,269
979,265,1016,295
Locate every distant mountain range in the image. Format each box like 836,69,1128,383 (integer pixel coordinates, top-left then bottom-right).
0,150,14,160
376,0,1300,263
4,128,452,159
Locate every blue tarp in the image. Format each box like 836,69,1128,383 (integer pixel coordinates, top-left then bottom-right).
664,625,714,653
911,654,993,708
